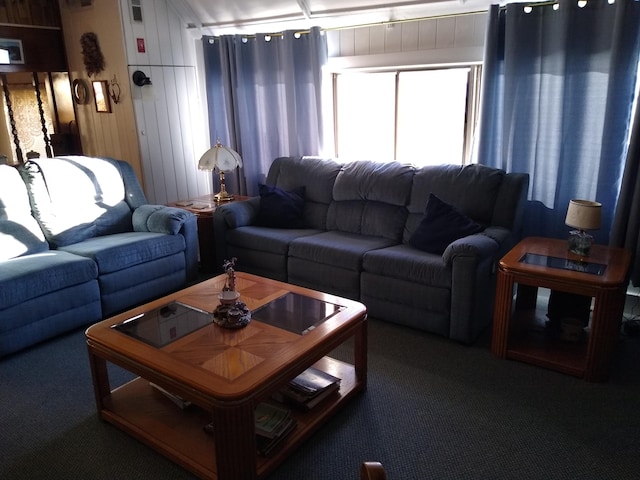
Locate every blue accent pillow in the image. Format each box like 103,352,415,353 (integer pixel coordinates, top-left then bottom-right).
410,193,483,254
255,184,305,228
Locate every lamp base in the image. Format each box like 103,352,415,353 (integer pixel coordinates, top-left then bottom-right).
568,229,593,257
214,190,234,202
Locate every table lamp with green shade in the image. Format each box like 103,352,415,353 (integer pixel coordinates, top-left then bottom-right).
198,139,242,202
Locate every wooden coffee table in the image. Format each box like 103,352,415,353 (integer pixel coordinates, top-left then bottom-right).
86,272,367,479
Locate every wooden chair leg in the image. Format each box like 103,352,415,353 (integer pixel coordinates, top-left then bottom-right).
360,461,388,480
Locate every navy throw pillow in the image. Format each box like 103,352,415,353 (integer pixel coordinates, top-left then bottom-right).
409,193,483,254
255,184,306,228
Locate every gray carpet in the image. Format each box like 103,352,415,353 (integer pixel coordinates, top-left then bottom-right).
1,317,639,479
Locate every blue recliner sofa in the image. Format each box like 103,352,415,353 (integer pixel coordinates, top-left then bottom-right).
213,156,529,344
0,156,198,357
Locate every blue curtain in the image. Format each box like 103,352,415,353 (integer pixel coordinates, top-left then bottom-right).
477,0,640,244
202,28,327,196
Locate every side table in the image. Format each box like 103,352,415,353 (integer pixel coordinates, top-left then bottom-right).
491,236,631,382
168,194,249,273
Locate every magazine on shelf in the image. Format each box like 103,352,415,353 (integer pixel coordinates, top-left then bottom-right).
289,366,341,396
149,382,192,409
277,366,342,410
254,402,295,439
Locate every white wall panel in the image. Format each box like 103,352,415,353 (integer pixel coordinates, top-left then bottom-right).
328,12,487,68
122,0,209,204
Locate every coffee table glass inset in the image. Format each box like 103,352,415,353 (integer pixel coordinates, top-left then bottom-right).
85,272,367,480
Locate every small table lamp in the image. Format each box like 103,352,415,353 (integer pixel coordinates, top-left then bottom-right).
565,199,602,256
198,139,242,202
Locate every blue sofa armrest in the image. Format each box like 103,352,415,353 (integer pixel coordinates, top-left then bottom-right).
442,232,502,343
212,197,260,270
133,205,199,280
442,232,500,266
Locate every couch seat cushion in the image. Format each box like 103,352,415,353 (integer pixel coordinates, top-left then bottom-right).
362,243,452,288
289,231,396,271
226,226,323,255
0,251,98,310
59,232,185,274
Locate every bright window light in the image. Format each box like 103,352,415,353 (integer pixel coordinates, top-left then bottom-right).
335,72,395,160
396,69,469,166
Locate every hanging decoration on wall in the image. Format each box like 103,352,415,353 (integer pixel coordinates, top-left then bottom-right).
80,32,105,77
109,74,121,104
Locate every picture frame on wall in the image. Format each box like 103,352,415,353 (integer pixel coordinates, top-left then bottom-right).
92,80,111,113
0,38,24,64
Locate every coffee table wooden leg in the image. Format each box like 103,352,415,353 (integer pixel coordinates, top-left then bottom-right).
211,402,257,479
87,346,110,411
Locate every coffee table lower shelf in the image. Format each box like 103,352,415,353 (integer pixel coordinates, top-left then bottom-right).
97,356,360,479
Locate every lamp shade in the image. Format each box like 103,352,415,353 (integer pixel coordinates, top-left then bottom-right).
198,139,242,172
565,199,602,230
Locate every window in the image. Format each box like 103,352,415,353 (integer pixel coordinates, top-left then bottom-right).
332,66,481,166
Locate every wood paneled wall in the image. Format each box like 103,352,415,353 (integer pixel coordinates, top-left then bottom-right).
58,1,144,184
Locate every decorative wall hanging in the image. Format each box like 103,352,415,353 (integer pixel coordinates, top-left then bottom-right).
72,78,90,105
92,80,111,113
80,32,105,77
109,74,121,104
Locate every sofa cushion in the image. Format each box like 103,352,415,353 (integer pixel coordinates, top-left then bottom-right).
20,156,134,248
255,184,306,228
0,165,49,260
410,194,483,254
405,164,505,243
289,231,396,271
59,232,185,274
0,251,98,310
362,243,453,288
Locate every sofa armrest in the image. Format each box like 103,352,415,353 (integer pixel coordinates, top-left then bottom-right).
443,233,502,344
211,197,260,271
133,205,199,280
133,205,194,234
215,197,260,229
442,232,500,266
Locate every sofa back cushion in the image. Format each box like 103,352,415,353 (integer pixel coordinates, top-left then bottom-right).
20,156,135,248
0,164,49,260
328,160,413,242
405,164,505,243
266,156,342,230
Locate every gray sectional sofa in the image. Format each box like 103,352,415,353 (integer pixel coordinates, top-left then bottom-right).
0,156,198,357
213,156,529,344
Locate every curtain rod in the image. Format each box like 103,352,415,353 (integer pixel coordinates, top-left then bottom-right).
204,0,578,40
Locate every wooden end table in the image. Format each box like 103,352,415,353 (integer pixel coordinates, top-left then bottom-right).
491,236,631,382
168,194,250,272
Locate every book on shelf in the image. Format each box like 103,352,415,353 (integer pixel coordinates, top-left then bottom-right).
149,382,192,409
277,366,341,410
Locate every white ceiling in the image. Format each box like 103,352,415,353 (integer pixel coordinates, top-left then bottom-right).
172,0,496,35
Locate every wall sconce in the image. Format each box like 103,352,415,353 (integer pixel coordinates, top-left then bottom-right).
109,74,121,104
132,70,151,86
